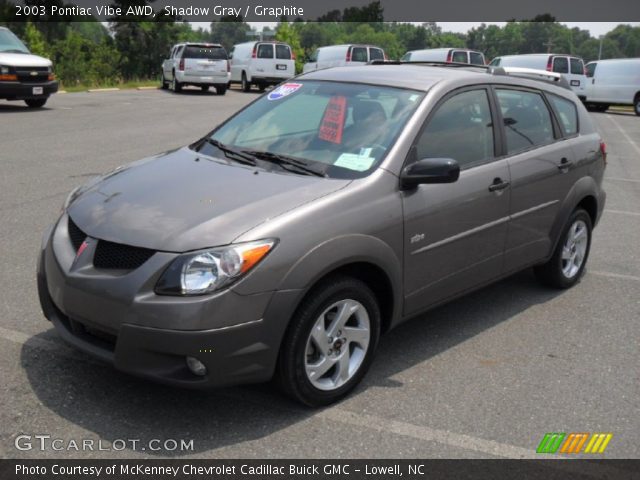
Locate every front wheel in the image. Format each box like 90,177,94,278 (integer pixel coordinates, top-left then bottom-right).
171,73,182,93
25,98,47,108
534,209,592,289
241,73,251,92
201,85,209,92
277,276,381,407
634,95,640,116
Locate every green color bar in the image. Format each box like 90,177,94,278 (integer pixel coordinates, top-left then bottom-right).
537,433,566,453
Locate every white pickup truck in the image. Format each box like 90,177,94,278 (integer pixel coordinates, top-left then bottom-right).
161,43,230,95
0,26,58,108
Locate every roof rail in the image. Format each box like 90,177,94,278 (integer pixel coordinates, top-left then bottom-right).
488,66,572,90
368,60,488,69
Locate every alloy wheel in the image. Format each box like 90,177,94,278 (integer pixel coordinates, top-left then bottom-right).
561,219,588,278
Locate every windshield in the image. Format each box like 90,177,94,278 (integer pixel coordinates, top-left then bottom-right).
0,29,30,54
183,45,227,60
198,81,425,179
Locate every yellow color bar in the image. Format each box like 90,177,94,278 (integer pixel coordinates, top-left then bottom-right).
598,434,613,453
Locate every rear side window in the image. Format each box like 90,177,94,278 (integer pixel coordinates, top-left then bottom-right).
548,94,578,136
257,44,274,59
183,46,227,60
570,58,584,75
585,63,596,78
370,48,384,61
496,89,555,154
351,47,368,62
452,51,468,63
552,57,568,73
469,52,484,65
275,44,291,60
416,89,495,169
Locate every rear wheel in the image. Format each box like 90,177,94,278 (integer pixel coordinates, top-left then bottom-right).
161,73,168,89
201,85,209,92
216,85,227,95
241,72,250,92
277,276,381,407
534,209,592,289
258,83,266,92
25,98,47,108
634,94,640,116
171,72,182,93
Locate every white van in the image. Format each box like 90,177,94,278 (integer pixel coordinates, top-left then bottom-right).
0,26,58,108
584,58,640,115
489,54,586,99
401,48,486,65
302,44,386,73
229,41,295,92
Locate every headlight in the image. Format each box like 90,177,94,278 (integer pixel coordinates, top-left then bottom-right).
155,239,276,296
0,65,9,75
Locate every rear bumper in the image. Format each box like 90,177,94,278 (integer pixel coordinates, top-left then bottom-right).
175,72,229,86
251,76,290,85
0,80,58,100
36,218,302,389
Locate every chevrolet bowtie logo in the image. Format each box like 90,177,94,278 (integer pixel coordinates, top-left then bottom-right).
30,71,38,76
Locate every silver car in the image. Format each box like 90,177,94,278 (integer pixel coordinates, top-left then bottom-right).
38,64,606,406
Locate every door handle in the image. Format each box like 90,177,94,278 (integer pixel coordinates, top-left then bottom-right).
557,157,573,172
488,178,510,192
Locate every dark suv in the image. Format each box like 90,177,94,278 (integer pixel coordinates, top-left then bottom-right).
38,63,606,406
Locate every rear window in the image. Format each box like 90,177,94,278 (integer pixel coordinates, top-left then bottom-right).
496,89,555,154
570,58,584,75
275,44,291,60
548,94,578,136
183,46,227,60
370,48,384,61
585,63,596,78
351,47,368,62
257,44,274,59
552,57,568,74
469,52,484,65
452,51,468,63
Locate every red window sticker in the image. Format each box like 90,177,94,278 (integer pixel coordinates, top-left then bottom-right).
318,96,347,144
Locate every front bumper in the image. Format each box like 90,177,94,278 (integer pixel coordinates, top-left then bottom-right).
36,216,300,388
0,80,58,100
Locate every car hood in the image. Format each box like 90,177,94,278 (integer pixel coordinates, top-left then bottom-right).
0,52,52,67
67,147,351,252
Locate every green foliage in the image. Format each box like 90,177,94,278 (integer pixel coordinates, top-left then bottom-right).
23,22,48,57
275,22,304,73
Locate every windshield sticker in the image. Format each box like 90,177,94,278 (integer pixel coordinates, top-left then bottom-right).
334,153,376,172
318,95,347,144
267,82,302,100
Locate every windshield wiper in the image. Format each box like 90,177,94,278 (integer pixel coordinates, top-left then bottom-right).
241,150,327,177
2,49,28,54
201,138,257,166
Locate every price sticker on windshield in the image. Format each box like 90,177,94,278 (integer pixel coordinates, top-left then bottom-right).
318,95,347,144
267,82,302,100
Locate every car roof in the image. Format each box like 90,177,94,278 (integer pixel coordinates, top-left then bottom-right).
299,64,575,96
177,43,223,47
319,44,381,49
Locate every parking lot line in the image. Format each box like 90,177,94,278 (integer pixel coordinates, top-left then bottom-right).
604,177,640,184
589,271,640,282
604,209,640,217
605,115,640,156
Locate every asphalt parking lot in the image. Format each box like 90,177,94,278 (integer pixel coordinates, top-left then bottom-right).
1,88,638,460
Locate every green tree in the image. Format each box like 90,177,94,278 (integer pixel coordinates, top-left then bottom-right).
23,21,49,57
275,22,304,72
210,15,251,51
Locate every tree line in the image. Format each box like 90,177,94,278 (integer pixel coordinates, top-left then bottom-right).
1,1,639,88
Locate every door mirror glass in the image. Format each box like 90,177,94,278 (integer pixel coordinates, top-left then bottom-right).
401,158,460,189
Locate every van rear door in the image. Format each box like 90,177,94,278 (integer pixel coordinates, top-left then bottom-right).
568,57,586,95
274,43,295,77
253,43,276,78
182,45,228,80
349,46,368,65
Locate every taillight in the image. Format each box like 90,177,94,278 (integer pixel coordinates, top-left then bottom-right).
346,47,351,62
251,44,257,58
226,60,230,72
546,56,553,72
291,50,296,60
383,52,389,61
600,140,607,165
446,50,452,63
179,58,185,71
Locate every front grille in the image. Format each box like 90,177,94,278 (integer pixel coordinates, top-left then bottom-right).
16,67,50,84
93,240,155,270
67,217,86,252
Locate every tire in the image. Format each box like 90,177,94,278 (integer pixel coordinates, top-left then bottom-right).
534,209,592,289
216,85,227,95
596,104,609,112
161,73,168,90
634,94,640,116
201,85,209,92
277,276,381,407
25,98,47,108
241,73,250,92
258,83,266,92
171,72,182,93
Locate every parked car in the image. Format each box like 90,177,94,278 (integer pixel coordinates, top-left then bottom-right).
401,48,486,65
161,43,229,95
584,58,640,115
302,44,386,73
39,64,606,406
229,41,295,92
489,54,587,99
0,26,58,108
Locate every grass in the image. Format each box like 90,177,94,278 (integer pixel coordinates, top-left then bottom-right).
60,79,159,93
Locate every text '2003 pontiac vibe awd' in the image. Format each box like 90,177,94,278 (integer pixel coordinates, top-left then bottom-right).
38,63,606,406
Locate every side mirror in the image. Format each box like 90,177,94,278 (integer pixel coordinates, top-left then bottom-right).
400,158,460,190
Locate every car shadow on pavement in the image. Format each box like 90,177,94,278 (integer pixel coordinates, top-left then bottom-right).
20,269,565,456
0,103,51,113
